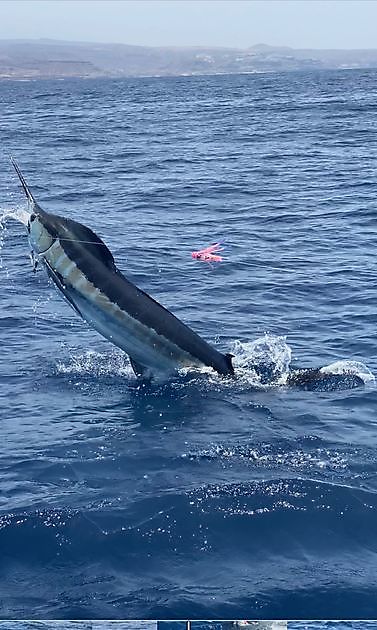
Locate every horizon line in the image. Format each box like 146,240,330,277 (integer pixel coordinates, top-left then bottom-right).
2,37,377,53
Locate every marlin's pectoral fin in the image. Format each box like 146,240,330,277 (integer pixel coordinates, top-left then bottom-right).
129,357,152,380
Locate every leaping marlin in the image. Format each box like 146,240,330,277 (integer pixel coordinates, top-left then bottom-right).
11,159,234,380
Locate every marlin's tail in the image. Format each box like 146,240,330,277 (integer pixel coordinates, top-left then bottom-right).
10,157,37,207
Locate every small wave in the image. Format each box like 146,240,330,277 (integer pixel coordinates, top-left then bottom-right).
190,477,377,519
185,442,348,473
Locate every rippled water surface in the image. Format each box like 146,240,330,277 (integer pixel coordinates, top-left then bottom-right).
1,70,377,620
289,623,377,630
0,622,155,629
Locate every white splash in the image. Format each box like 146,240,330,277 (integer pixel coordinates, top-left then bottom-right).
0,205,30,227
0,205,30,275
229,335,374,389
320,359,375,384
231,334,292,386
56,349,133,378
54,339,375,391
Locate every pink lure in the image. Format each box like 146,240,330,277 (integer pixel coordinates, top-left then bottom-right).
191,242,224,263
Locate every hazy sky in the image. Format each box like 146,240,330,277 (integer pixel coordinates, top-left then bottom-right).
1,0,377,49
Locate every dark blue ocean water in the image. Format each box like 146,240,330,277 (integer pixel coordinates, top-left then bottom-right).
1,69,377,620
0,622,154,629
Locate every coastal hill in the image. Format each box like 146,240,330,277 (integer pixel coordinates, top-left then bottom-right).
1,39,377,79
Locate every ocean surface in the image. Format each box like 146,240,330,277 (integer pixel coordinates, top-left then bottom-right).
0,622,155,629
1,69,377,620
289,624,377,630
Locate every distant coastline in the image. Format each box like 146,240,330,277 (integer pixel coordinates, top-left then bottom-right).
1,38,377,80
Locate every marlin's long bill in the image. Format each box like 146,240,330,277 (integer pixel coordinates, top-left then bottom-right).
10,157,37,206
12,159,234,379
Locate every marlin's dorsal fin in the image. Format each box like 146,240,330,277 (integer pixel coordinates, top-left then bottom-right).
10,157,38,207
